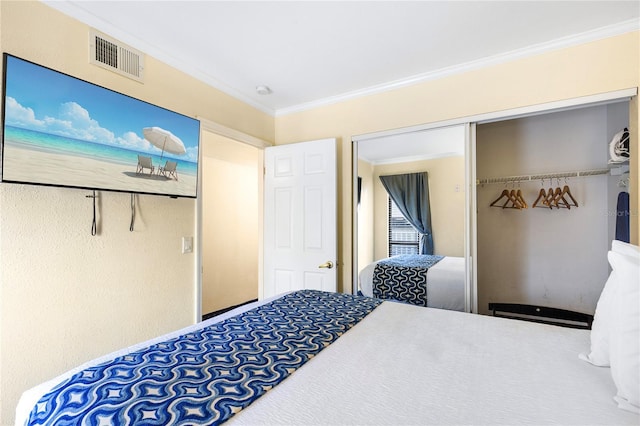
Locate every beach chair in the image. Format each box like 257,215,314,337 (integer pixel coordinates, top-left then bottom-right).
159,160,178,180
136,155,154,174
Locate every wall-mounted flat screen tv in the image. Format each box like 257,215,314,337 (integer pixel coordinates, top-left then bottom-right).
1,53,200,198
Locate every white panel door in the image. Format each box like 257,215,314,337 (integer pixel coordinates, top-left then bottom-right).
263,138,337,298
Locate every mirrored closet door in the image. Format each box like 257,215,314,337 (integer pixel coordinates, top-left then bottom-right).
352,124,470,311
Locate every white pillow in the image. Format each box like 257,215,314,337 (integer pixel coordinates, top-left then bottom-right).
579,241,640,367
608,250,640,414
612,240,640,258
579,268,617,366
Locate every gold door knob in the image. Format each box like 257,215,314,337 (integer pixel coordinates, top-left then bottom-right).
318,261,334,269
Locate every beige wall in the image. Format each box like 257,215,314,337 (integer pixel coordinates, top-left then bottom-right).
275,31,640,293
356,159,375,274
0,2,273,424
201,132,260,314
371,156,465,262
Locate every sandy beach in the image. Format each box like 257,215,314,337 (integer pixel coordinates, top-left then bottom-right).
2,144,198,197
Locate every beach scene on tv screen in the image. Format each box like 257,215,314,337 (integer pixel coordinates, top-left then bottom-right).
2,55,199,197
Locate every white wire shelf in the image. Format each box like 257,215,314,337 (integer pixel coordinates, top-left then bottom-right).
477,168,610,185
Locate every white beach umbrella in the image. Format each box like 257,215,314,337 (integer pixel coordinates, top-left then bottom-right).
143,127,186,159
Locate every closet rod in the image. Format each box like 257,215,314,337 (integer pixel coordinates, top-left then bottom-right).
477,168,610,185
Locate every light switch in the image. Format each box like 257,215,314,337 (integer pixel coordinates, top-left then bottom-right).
182,236,193,254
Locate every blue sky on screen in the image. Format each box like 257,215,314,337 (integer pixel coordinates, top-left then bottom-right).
3,55,200,162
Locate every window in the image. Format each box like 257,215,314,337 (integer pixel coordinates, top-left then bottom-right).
388,198,419,255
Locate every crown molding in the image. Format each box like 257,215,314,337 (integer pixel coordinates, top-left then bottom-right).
40,1,639,119
275,18,640,117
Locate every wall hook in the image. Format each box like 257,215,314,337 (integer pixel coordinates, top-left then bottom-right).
86,190,98,236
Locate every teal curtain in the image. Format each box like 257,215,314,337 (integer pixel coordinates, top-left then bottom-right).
379,172,434,255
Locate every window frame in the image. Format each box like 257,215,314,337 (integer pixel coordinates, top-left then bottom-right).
388,197,420,256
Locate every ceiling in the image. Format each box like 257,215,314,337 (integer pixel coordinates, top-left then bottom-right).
43,1,639,117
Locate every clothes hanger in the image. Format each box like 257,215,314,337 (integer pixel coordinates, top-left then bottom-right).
550,178,574,209
505,181,525,209
489,182,530,210
547,178,565,209
553,186,571,209
543,186,556,208
505,189,521,209
502,188,522,209
515,185,528,209
532,180,548,208
490,184,521,209
560,178,578,207
490,189,511,208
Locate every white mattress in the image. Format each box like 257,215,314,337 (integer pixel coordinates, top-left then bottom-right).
359,256,465,311
16,293,638,426
231,302,636,425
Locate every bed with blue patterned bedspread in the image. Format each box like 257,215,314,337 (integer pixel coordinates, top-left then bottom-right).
24,290,382,426
359,254,465,311
16,288,639,425
372,254,444,307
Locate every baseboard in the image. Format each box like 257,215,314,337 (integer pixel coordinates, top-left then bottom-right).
202,299,258,321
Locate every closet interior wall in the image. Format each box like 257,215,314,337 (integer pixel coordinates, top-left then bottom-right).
476,102,629,316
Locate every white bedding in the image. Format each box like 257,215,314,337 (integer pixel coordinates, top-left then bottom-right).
359,256,465,311
231,301,636,425
16,292,638,426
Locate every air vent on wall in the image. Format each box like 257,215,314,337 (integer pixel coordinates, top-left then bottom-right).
89,29,144,82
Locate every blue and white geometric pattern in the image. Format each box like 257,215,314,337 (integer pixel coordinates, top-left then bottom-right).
372,254,444,307
27,290,382,425
378,254,443,269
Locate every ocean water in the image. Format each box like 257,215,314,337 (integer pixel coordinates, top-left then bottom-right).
3,126,198,176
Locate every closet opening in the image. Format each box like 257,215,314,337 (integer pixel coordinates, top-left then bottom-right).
474,101,631,317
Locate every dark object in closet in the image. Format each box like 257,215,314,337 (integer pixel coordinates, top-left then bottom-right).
488,303,593,329
615,191,630,243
